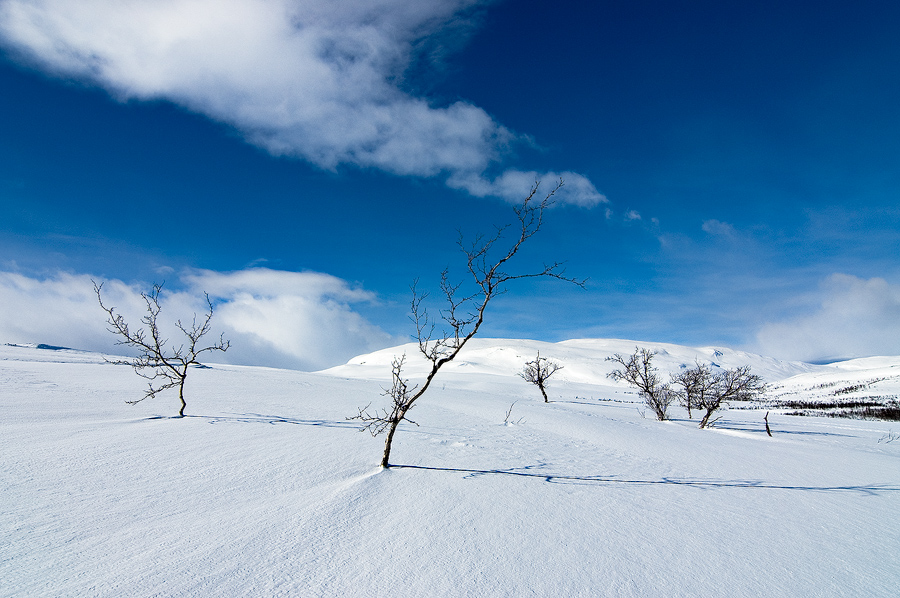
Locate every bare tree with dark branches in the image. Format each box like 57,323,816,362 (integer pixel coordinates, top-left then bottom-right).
351,180,584,468
606,347,673,420
696,365,766,429
669,360,715,419
94,281,230,417
520,351,563,402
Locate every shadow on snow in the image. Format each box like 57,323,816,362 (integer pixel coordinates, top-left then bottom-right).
145,412,359,429
391,464,900,495
139,414,894,495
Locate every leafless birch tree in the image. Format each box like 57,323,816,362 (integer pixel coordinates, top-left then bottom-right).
696,365,766,428
520,351,563,402
352,180,583,467
94,282,230,417
669,360,715,419
606,347,673,420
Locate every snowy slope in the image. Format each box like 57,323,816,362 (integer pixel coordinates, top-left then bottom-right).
330,337,825,383
332,337,900,406
759,357,900,414
2,341,899,597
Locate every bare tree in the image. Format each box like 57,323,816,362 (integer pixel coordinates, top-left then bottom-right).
520,351,563,402
94,281,230,417
503,401,525,425
696,365,766,428
606,347,673,420
352,180,583,468
669,360,715,419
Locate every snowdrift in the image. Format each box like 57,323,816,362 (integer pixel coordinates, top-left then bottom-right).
3,340,899,597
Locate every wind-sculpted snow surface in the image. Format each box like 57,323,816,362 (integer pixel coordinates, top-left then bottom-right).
2,341,899,597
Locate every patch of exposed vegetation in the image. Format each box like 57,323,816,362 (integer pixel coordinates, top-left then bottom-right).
778,397,900,421
831,378,887,396
810,381,840,390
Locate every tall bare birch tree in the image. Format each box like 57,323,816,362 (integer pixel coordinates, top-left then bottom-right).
352,180,583,467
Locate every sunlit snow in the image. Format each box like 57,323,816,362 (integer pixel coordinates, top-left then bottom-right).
3,339,898,597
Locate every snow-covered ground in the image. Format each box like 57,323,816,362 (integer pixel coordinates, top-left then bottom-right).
3,340,899,597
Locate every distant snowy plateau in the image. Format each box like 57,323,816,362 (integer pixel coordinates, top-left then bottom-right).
2,339,899,597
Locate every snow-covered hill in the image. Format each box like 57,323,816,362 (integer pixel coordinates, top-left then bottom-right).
330,337,900,407
3,340,899,597
329,337,824,382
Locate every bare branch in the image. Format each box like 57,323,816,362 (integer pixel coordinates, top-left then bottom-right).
354,179,583,467
606,347,672,420
520,351,563,402
670,360,715,420
94,281,230,417
669,361,767,429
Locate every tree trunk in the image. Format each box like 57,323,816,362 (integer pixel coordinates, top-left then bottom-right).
380,420,398,468
178,377,187,417
381,401,415,468
539,382,548,402
764,411,772,437
699,408,714,428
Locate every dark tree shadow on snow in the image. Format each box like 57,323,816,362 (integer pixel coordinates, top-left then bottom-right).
143,413,358,429
391,463,900,496
707,420,856,438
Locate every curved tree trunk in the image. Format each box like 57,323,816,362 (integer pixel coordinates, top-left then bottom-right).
381,419,399,467
380,362,442,467
359,181,581,468
178,376,187,417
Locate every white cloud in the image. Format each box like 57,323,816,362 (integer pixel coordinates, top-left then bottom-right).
0,270,130,350
755,274,900,361
0,0,606,204
0,0,500,176
0,267,393,370
180,268,393,370
701,219,735,236
447,169,607,207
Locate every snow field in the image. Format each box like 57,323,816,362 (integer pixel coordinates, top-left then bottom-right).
2,342,899,597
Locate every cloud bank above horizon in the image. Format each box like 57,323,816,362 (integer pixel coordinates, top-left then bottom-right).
0,268,394,370
0,0,604,206
2,268,899,368
755,274,900,362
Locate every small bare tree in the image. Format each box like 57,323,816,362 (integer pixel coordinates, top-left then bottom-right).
94,281,230,417
696,365,766,428
670,360,715,419
503,401,525,425
606,347,672,420
520,351,563,402
352,180,583,468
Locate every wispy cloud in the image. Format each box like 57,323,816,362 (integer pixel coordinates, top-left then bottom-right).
701,219,735,236
755,274,900,362
0,0,600,204
447,169,607,207
0,267,393,370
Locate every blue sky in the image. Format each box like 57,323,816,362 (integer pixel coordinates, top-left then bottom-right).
1,0,899,368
